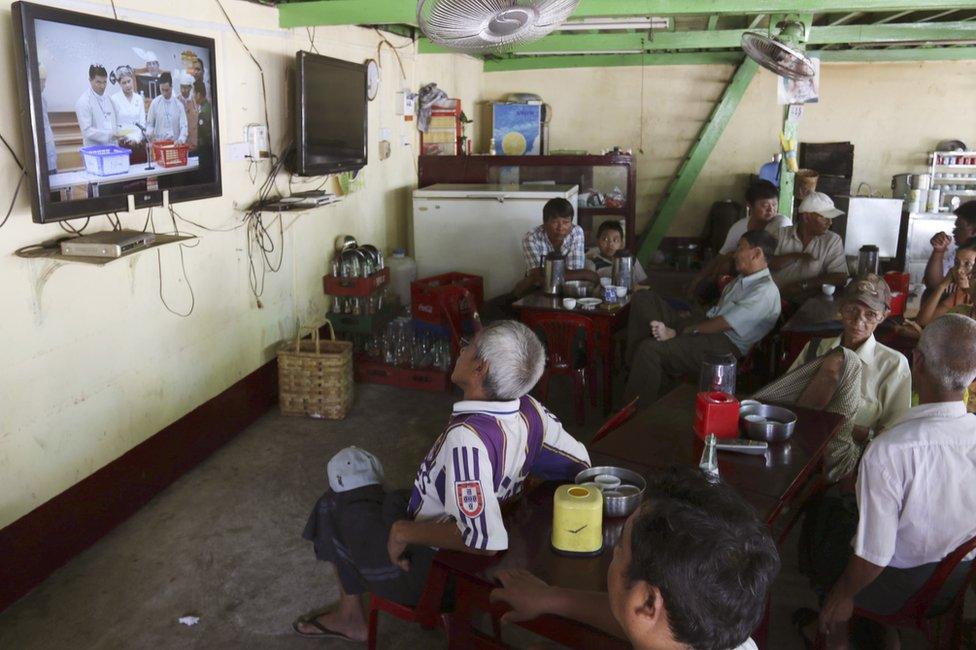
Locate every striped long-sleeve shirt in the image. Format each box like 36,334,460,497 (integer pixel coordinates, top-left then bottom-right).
407,395,590,551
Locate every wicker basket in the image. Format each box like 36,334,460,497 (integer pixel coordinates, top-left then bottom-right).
278,322,353,419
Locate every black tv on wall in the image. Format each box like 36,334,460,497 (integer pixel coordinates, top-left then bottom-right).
12,1,222,223
294,51,367,176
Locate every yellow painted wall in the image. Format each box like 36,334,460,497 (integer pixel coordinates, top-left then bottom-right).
484,60,976,237
0,0,482,529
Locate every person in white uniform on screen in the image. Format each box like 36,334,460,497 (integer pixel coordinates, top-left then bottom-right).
74,64,121,148
38,64,57,172
145,72,188,145
110,65,146,133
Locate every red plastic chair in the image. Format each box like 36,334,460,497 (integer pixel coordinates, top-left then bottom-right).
591,397,639,444
815,533,976,649
367,565,449,650
524,312,597,424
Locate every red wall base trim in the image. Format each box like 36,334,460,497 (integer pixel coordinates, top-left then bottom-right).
0,359,278,613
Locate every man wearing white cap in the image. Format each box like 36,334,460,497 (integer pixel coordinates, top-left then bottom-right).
295,320,590,641
769,191,849,302
175,72,199,150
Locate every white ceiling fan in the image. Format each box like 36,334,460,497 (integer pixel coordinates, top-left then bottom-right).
741,20,816,80
417,0,581,54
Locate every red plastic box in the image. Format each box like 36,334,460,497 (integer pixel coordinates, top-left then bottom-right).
151,140,189,168
411,273,484,327
694,391,741,440
323,267,390,297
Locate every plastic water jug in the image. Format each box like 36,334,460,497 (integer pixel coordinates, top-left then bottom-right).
387,248,417,309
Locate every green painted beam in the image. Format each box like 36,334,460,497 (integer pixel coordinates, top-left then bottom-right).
636,58,758,263
483,45,976,71
707,15,720,30
423,21,976,54
279,0,976,29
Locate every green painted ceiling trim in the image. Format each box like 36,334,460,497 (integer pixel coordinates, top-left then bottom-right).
483,46,976,71
636,58,759,263
483,52,746,71
279,0,976,29
421,21,976,55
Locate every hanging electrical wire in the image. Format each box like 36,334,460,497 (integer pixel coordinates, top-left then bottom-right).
373,28,409,80
150,207,195,317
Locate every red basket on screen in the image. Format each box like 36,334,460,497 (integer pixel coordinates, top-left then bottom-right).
151,140,190,168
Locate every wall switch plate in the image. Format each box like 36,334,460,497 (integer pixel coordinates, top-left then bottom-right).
226,142,250,161
379,127,391,140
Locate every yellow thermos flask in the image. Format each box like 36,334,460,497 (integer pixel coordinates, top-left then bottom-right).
551,484,603,556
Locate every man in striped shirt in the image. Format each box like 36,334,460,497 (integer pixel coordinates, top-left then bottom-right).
295,321,589,641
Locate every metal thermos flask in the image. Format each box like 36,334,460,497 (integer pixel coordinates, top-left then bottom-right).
543,252,566,295
612,250,635,290
857,245,879,277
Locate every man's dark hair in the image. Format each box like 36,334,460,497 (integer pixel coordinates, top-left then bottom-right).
627,466,780,650
542,197,574,222
597,220,624,239
745,180,779,205
88,64,107,80
955,201,976,230
159,72,173,87
192,80,207,99
740,229,777,262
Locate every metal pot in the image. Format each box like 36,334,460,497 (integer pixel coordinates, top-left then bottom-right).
612,250,635,290
891,174,913,201
543,252,566,295
739,404,797,442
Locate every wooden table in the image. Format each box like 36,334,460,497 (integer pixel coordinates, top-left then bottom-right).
434,384,846,649
512,292,630,415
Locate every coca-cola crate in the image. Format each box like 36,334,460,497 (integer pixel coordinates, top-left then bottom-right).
411,273,484,326
398,366,451,392
324,267,390,297
328,301,396,335
354,356,400,386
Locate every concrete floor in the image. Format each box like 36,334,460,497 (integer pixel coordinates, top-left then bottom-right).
0,380,966,649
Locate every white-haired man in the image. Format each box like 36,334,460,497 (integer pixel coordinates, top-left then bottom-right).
294,320,590,641
814,314,976,648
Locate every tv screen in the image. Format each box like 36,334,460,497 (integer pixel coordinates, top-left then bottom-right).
12,2,221,223
294,51,366,176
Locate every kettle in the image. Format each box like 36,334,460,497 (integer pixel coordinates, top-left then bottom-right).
543,252,566,295
612,250,635,290
857,245,879,278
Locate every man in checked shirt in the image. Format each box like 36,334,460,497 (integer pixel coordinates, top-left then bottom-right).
483,197,599,320
294,321,590,641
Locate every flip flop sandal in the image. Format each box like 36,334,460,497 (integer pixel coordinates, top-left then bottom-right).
791,607,819,650
291,615,360,642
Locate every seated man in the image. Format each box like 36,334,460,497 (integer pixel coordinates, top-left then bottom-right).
624,230,781,407
585,220,648,287
769,191,848,303
483,198,598,321
689,179,789,301
788,275,911,480
815,315,976,649
490,465,780,650
923,201,976,295
294,320,590,641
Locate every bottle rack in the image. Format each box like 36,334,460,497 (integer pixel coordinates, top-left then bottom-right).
929,150,976,198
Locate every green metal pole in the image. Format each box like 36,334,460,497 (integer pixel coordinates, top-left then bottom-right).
636,58,758,264
779,105,803,221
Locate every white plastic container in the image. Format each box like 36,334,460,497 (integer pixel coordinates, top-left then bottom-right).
387,248,417,309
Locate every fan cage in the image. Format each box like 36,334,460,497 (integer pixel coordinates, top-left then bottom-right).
418,0,581,53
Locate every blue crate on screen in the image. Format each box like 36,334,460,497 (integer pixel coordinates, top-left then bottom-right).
80,145,131,177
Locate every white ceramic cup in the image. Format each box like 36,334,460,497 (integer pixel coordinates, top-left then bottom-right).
822,283,836,297
562,297,577,310
595,474,621,490
599,277,612,288
614,285,627,299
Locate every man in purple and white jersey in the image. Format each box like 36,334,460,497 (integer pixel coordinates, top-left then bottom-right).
294,320,590,641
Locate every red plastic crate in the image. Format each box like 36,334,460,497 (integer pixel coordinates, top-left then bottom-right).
411,273,484,327
151,140,189,168
324,267,390,297
354,356,400,386
398,366,451,392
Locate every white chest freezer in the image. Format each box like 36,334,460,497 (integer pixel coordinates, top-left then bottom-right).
411,183,579,299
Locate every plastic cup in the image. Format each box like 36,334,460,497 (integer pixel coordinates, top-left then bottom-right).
599,277,612,288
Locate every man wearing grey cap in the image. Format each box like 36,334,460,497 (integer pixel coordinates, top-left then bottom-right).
294,320,590,641
788,274,911,482
769,191,849,303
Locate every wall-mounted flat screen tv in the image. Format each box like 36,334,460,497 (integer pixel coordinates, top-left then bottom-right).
12,1,221,223
294,51,367,176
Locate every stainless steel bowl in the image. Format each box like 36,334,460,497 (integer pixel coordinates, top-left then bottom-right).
562,280,596,298
575,466,646,518
739,403,797,442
